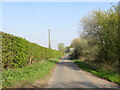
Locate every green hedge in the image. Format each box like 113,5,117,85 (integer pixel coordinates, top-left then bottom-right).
1,32,64,68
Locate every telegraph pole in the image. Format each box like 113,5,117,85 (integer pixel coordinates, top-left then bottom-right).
48,28,51,49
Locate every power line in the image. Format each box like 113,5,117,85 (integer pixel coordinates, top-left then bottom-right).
24,0,45,26
24,1,52,49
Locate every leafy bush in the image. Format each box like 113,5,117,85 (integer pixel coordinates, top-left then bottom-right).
1,32,64,68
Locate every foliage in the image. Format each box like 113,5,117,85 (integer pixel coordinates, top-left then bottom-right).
70,38,82,59
80,5,119,70
64,46,71,53
70,4,119,72
70,38,100,60
70,38,95,59
2,58,59,87
57,43,65,52
1,32,64,68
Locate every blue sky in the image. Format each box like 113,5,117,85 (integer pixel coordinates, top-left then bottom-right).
2,2,117,50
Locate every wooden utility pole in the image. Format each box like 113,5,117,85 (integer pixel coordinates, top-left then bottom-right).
48,28,51,49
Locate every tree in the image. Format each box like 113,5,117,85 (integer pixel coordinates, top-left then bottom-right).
64,46,71,53
70,38,90,59
58,43,65,52
79,4,118,70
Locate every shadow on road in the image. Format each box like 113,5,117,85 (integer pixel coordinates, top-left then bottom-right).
49,54,81,71
61,57,71,60
59,61,81,71
61,54,71,60
47,81,100,88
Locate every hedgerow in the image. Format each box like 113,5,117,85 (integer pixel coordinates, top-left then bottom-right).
1,32,64,68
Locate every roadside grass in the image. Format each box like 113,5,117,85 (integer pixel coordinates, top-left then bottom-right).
2,58,60,88
73,60,120,85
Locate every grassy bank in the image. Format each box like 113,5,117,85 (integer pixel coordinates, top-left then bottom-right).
73,60,120,85
2,58,59,88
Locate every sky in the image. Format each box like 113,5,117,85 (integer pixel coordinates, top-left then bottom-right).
1,1,118,50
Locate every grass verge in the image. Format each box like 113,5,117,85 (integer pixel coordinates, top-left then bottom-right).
73,60,120,85
2,58,60,88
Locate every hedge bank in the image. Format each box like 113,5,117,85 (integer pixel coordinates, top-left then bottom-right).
1,32,64,68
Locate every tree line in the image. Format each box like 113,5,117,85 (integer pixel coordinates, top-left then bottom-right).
58,4,119,73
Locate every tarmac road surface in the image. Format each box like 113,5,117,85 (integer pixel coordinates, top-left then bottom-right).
46,55,119,88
